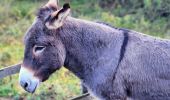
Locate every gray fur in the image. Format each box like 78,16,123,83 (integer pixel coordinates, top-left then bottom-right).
23,7,170,100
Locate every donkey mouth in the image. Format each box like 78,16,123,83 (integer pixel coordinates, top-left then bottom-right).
20,77,40,93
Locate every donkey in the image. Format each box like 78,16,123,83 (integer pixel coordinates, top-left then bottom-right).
19,0,170,100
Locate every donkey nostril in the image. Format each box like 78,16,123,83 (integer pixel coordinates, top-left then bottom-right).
24,82,28,88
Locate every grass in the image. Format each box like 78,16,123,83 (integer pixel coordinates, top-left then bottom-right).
0,0,169,99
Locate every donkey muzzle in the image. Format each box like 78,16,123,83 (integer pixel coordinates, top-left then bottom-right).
19,66,40,93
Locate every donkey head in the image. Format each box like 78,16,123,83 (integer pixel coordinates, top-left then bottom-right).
19,0,70,93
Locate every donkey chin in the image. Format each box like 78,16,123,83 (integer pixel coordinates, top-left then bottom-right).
19,66,40,93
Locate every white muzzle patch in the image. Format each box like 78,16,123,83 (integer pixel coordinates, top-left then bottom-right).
19,66,40,93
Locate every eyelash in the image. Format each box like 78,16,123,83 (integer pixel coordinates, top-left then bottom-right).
33,45,46,56
34,46,45,52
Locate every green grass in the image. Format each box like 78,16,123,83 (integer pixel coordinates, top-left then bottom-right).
0,0,169,99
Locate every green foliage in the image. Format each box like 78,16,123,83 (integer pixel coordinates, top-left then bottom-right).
0,0,169,99
98,0,170,21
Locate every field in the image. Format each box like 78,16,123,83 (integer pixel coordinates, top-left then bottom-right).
0,0,169,100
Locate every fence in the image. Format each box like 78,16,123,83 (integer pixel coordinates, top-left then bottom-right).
0,64,93,100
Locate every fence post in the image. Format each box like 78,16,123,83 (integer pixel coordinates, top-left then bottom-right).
0,63,21,79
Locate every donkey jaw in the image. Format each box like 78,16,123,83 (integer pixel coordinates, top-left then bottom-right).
19,66,40,93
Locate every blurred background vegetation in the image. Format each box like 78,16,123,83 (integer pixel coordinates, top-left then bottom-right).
0,0,169,100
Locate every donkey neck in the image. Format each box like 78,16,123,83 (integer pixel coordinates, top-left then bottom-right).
59,17,124,82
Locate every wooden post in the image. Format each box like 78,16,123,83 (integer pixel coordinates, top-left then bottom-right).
0,64,94,99
0,63,21,79
71,93,95,100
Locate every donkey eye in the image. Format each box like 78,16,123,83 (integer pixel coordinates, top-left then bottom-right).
33,45,46,55
35,46,45,52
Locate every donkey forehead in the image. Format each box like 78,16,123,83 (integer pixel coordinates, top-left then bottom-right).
24,19,47,44
23,6,59,45
24,7,56,39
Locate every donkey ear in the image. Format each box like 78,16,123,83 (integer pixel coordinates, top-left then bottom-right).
45,0,59,9
45,3,70,29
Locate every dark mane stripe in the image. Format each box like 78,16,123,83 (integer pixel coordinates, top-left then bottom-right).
96,21,129,63
118,29,129,63
111,28,129,83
